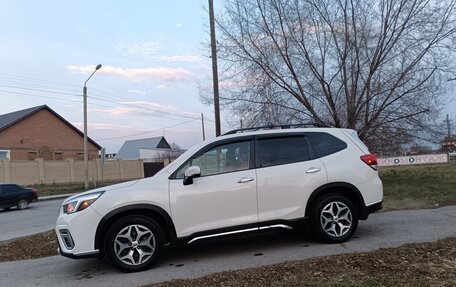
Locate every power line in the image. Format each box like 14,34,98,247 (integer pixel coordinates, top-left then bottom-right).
96,118,200,141
0,90,80,103
0,73,81,89
0,84,78,96
87,100,196,122
0,72,212,129
0,76,203,121
0,87,205,123
0,88,204,125
88,95,200,120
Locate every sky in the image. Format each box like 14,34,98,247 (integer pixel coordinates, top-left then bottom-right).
0,0,226,153
0,1,455,154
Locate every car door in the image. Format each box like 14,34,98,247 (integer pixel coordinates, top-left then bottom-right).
169,140,258,237
0,185,18,207
255,135,328,222
0,185,4,208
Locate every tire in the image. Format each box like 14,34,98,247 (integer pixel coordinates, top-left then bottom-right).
104,215,164,272
310,194,358,243
17,199,29,210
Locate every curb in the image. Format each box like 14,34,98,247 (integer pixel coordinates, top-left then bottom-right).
38,193,78,201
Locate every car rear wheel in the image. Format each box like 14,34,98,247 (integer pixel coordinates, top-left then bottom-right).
17,199,29,210
104,215,164,272
310,194,358,243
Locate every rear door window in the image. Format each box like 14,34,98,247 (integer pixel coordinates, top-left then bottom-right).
306,132,347,158
257,136,309,168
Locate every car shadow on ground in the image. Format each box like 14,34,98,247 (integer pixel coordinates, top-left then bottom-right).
45,225,378,286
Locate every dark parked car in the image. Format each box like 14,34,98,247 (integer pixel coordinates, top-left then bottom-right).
0,184,38,210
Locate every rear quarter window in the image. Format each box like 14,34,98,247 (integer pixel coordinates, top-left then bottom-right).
307,132,347,158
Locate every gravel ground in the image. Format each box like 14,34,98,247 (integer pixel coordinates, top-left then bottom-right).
0,230,57,262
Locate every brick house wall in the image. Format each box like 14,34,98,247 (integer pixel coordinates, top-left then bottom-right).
0,109,99,160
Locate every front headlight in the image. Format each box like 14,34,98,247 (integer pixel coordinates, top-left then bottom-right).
62,191,104,214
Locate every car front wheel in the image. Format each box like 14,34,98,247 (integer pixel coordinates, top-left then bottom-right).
105,215,164,272
310,194,358,243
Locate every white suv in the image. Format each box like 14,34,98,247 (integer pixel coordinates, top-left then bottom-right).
56,125,383,272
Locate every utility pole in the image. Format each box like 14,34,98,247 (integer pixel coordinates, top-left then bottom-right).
201,113,206,141
446,114,452,138
209,0,221,136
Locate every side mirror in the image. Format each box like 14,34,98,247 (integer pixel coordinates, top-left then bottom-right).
183,166,201,186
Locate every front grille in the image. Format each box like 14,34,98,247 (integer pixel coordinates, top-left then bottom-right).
59,229,75,250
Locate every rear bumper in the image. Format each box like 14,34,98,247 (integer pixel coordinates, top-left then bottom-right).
359,200,383,220
367,200,383,214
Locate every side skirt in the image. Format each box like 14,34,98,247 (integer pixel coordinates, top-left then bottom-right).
177,218,307,245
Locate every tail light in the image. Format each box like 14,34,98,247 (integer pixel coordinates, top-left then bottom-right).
32,189,37,193
360,154,378,170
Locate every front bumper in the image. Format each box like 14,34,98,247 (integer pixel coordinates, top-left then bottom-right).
55,205,102,258
58,246,99,259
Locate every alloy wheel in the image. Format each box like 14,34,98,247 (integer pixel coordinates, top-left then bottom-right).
114,224,156,266
320,201,353,237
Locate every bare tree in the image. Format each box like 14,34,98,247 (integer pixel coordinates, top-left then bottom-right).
203,0,456,151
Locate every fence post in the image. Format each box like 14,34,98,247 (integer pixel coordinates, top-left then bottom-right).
118,160,124,180
36,158,45,184
67,158,75,183
96,159,102,181
139,160,145,178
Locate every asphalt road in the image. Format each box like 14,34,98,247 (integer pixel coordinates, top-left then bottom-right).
1,206,455,287
0,199,63,242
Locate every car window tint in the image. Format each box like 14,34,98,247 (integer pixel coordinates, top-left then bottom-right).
307,132,347,157
176,141,250,178
258,136,309,167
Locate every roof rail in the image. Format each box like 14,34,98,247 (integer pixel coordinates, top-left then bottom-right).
223,122,331,135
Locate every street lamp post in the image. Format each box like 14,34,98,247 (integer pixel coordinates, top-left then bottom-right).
83,64,102,190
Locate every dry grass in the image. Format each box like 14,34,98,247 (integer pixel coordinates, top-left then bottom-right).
147,237,456,287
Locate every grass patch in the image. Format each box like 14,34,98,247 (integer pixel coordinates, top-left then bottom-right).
379,161,456,211
147,237,456,287
26,180,129,197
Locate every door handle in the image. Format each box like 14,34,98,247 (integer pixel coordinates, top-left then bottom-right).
306,168,321,174
237,177,254,183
